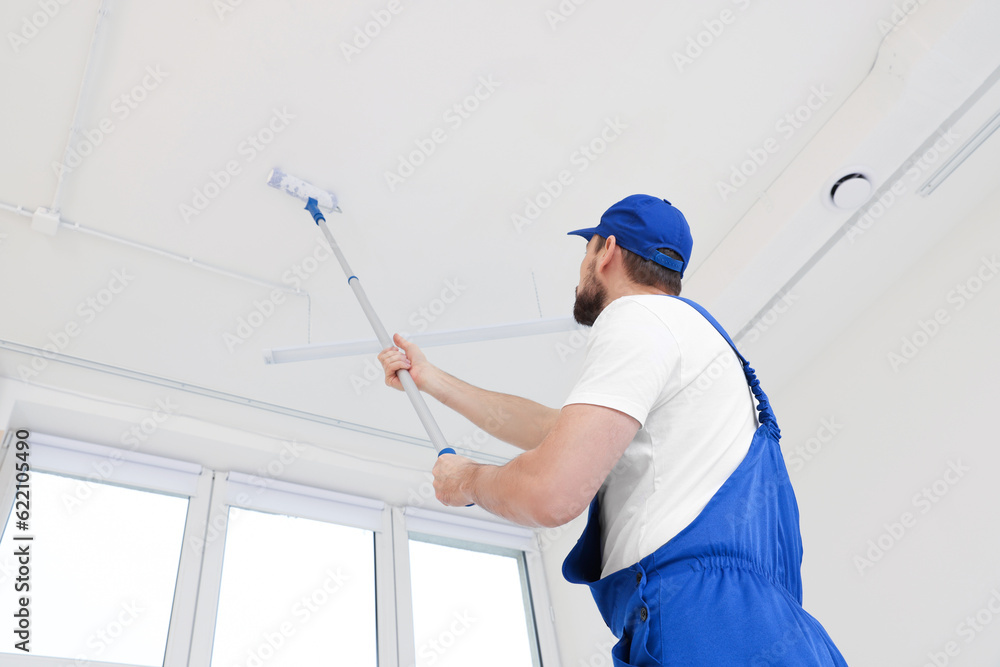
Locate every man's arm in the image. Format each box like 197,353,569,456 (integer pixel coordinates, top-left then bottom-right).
378,333,560,451
433,403,640,527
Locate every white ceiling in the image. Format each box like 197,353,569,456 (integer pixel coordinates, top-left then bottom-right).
2,0,999,464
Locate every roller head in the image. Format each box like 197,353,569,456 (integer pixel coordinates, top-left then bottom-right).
267,168,341,212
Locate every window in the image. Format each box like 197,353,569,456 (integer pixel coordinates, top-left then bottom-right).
0,471,188,666
0,433,560,667
209,507,377,666
405,507,543,667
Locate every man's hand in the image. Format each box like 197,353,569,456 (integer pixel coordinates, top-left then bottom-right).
433,452,479,506
378,333,434,392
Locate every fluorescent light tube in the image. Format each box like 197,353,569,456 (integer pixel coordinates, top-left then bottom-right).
264,317,582,364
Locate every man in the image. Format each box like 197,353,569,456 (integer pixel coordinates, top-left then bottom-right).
378,195,847,665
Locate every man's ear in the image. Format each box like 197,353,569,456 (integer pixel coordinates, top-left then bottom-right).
596,235,618,272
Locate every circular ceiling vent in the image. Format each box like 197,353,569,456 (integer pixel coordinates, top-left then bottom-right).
827,171,873,210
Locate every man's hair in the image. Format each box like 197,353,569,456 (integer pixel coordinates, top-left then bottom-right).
596,234,683,296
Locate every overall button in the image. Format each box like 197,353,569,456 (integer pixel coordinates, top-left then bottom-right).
639,607,648,622
635,571,642,585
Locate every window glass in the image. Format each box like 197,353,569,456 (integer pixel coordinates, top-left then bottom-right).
409,535,538,667
210,507,377,667
0,471,188,665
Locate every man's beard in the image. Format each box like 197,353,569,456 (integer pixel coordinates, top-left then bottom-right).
573,264,607,327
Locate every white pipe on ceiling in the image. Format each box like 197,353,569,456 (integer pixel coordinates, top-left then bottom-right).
0,338,508,465
51,0,113,213
0,199,304,296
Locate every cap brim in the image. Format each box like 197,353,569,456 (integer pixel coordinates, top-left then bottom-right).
567,226,600,240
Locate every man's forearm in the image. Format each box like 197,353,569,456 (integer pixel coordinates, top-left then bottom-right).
423,369,559,451
461,457,552,527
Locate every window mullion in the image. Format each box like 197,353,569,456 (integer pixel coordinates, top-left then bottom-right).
523,544,563,667
187,472,231,667
391,507,416,667
163,469,215,667
374,506,398,667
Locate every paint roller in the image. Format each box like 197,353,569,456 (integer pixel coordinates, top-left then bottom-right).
266,168,459,463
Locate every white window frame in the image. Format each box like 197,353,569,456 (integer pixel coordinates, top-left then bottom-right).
187,470,394,667
0,430,211,667
0,431,563,667
400,507,562,667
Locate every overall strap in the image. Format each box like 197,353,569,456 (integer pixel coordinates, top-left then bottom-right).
668,296,779,435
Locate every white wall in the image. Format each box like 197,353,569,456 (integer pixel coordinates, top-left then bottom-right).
538,512,616,666
771,185,1000,665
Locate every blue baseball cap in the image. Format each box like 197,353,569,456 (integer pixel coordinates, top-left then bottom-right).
567,194,694,277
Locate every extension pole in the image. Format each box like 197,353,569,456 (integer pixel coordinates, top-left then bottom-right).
302,198,452,453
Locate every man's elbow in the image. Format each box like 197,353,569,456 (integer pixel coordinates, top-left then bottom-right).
511,447,593,528
529,487,589,528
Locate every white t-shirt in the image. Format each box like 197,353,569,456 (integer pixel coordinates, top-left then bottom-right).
563,295,758,578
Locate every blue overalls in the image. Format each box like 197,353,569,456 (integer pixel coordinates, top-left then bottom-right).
562,297,848,666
